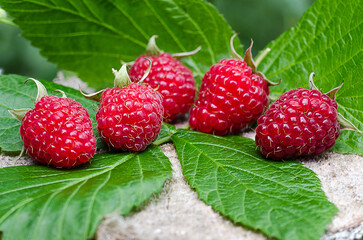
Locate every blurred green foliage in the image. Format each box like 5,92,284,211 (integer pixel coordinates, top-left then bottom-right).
208,0,314,55
0,23,58,80
0,0,313,80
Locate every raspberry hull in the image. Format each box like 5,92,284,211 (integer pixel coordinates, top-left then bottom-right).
189,59,269,135
129,53,196,122
96,83,163,151
255,88,340,160
20,96,96,168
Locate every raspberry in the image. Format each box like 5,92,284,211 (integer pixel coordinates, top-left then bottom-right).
128,35,199,122
10,79,96,168
96,83,163,151
129,53,196,122
189,35,274,135
255,87,341,160
82,61,164,152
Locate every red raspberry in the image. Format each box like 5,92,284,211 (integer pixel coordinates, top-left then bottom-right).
20,96,96,168
127,36,199,122
189,35,275,135
96,84,163,152
189,58,270,135
255,88,340,160
129,53,196,122
82,61,164,152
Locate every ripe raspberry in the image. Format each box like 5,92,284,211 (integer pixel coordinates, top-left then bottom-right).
82,61,164,152
189,35,274,135
10,79,96,168
129,53,196,122
255,87,341,160
96,83,163,151
128,35,199,122
256,73,362,160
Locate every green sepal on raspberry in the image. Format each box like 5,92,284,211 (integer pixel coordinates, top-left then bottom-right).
9,78,97,168
189,34,274,135
82,59,164,152
230,34,279,87
145,35,202,59
308,72,360,132
8,78,47,121
128,35,200,122
255,72,361,160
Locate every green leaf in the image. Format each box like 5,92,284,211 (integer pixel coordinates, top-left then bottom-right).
0,74,103,153
172,130,337,240
0,145,172,240
153,122,177,146
330,130,363,155
0,0,242,89
258,0,362,154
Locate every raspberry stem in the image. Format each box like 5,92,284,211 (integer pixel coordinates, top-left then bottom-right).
9,78,49,121
230,33,243,60
113,64,132,88
25,78,48,102
146,35,163,56
171,46,202,59
325,81,344,100
8,108,32,122
138,58,152,84
53,89,67,98
337,113,362,132
79,88,104,102
152,135,172,146
243,39,257,73
146,35,201,59
308,72,319,91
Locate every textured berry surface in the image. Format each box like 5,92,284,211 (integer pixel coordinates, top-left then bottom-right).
129,53,196,122
189,59,269,135
255,88,340,160
20,96,96,168
97,83,163,151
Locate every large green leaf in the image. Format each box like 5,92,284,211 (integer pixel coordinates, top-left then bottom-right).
0,0,242,89
258,0,362,154
0,74,102,153
172,130,337,240
0,145,172,240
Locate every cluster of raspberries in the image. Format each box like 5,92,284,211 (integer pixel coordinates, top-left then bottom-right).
12,36,349,168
